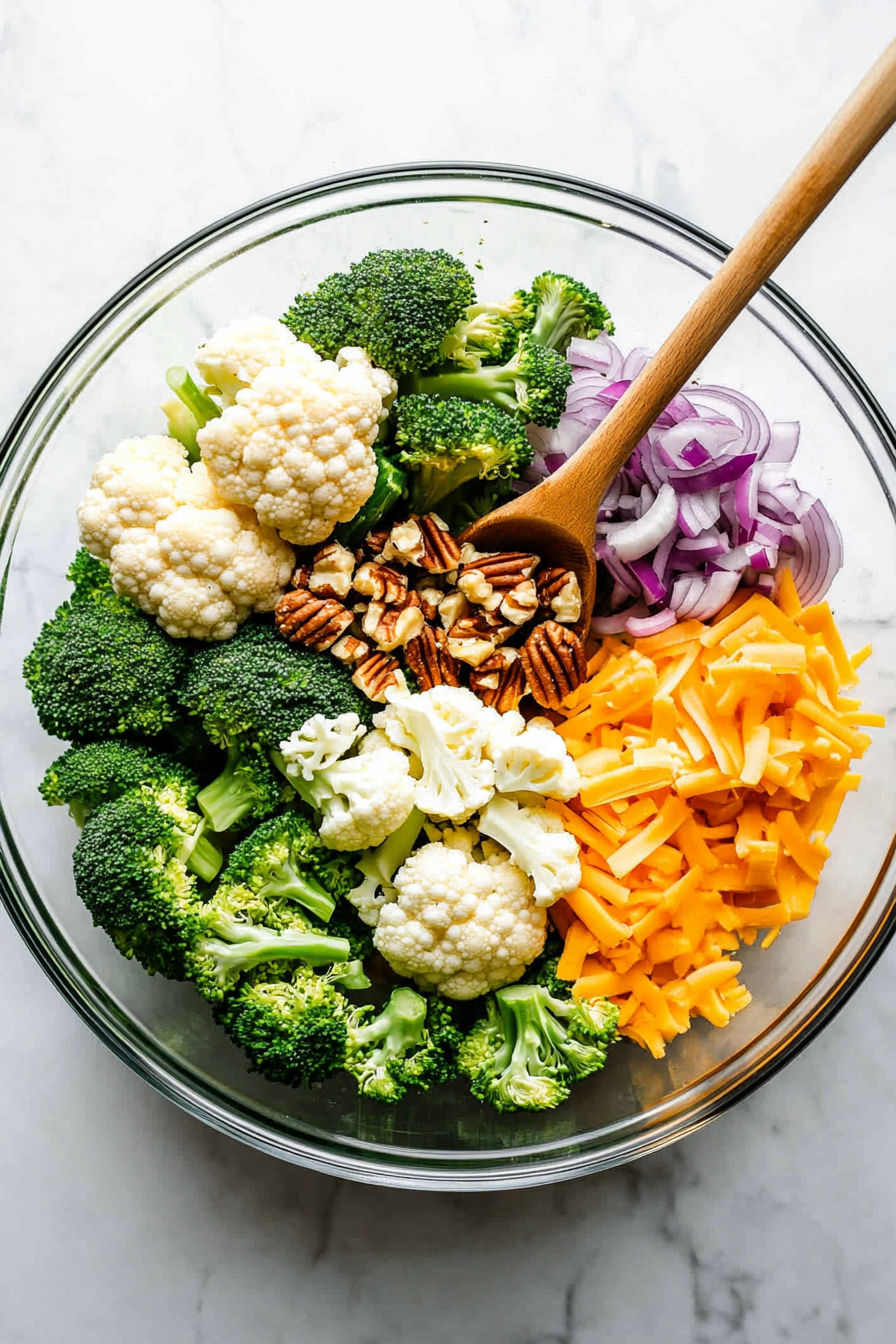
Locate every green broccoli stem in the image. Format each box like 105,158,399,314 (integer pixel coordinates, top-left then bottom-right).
67,798,90,829
331,960,371,990
405,364,522,418
164,366,221,463
350,988,428,1082
177,819,224,883
256,860,336,924
407,456,494,514
355,808,425,889
197,745,263,833
202,914,351,981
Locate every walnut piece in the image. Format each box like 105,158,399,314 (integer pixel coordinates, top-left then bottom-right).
274,589,354,652
469,648,528,711
405,626,462,689
520,620,588,709
536,567,583,625
307,541,355,599
446,610,514,667
352,652,407,702
353,561,408,605
438,589,471,630
362,597,425,652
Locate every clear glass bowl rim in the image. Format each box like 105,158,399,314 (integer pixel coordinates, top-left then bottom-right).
3,161,896,1191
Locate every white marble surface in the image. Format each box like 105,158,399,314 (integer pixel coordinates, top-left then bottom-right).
2,1,896,1340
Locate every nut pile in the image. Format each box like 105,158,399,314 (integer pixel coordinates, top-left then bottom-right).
274,513,588,709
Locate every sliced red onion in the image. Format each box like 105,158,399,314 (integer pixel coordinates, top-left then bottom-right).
625,609,678,637
519,334,843,623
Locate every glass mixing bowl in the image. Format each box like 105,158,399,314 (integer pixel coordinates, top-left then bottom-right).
2,164,895,1191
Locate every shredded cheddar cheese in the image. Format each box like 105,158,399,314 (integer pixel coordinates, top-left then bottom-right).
552,573,878,1059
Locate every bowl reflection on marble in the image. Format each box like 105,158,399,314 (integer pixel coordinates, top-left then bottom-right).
2,164,895,1191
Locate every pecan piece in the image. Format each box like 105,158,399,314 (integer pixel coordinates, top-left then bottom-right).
307,541,355,599
536,567,583,625
352,651,407,702
469,648,527,711
362,594,425,652
415,581,445,623
329,633,370,664
446,610,514,667
458,550,540,603
415,514,463,573
500,578,539,626
438,589,471,630
274,589,354,652
520,620,587,709
353,561,408,605
365,526,392,557
405,625,462,689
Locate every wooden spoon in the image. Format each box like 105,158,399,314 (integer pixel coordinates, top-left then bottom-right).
462,40,896,631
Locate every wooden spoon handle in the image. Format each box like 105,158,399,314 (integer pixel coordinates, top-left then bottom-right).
555,38,896,512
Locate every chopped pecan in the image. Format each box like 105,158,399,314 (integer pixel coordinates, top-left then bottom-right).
353,561,408,605
290,561,311,589
438,589,471,630
446,609,514,667
383,517,426,565
352,651,407,702
362,595,425,652
469,648,528,711
329,633,370,663
274,589,354,652
306,541,355,599
415,582,445,623
365,526,392,557
520,620,587,709
500,578,539,626
536,567,583,625
458,550,540,601
405,626,462,689
415,514,463,573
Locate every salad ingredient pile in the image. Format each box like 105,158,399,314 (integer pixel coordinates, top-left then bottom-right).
23,243,879,1117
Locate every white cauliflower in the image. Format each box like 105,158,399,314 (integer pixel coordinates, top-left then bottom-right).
477,795,581,906
335,346,397,430
374,684,495,821
196,354,382,545
486,712,581,801
279,714,417,852
77,435,294,641
279,713,367,780
373,841,547,999
194,314,320,404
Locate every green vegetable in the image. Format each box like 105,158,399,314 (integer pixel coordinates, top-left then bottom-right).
219,813,358,924
518,270,614,353
196,742,283,833
281,248,477,377
401,334,572,428
441,294,532,368
39,739,200,828
163,366,222,462
334,447,407,548
344,987,461,1103
24,556,189,743
215,965,352,1085
179,618,373,751
458,983,619,1113
73,793,348,991
436,478,514,532
392,396,533,514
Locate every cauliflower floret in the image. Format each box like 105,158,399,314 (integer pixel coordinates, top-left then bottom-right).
486,717,581,801
311,751,418,851
77,438,294,641
373,842,547,999
196,358,381,546
335,346,398,429
374,684,495,821
477,795,581,906
279,712,367,780
194,315,320,404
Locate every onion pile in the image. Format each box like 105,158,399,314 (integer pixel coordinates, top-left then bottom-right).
522,335,843,637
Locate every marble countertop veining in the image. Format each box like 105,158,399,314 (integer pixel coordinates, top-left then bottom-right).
2,2,896,1341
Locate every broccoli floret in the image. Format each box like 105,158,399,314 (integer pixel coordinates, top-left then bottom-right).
215,965,351,1085
326,901,376,963
344,987,459,1103
73,794,348,990
518,270,614,353
282,248,477,377
436,478,514,532
179,618,373,751
162,366,222,463
39,739,200,828
441,294,532,368
334,447,407,549
66,548,116,604
24,570,189,743
219,813,355,924
196,742,283,833
392,396,533,514
402,334,572,428
458,983,619,1113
